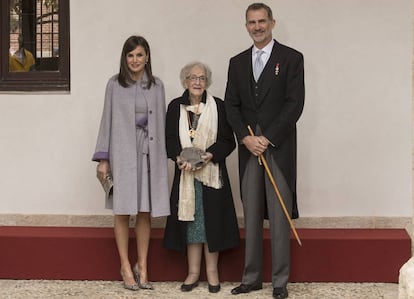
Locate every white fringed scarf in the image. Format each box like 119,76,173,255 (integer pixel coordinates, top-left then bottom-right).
178,93,221,221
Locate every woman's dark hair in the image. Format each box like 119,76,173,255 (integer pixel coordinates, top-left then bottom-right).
118,35,155,89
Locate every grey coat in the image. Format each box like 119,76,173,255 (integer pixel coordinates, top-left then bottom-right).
93,74,170,217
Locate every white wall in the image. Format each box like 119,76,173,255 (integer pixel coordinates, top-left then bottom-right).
0,0,411,217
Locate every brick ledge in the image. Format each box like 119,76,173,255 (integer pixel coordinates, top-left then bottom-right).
0,214,410,231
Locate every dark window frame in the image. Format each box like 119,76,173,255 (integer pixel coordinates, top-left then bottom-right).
0,0,70,92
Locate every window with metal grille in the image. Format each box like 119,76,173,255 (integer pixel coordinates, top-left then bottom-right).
0,0,70,91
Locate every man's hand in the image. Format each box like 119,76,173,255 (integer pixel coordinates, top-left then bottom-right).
242,135,269,156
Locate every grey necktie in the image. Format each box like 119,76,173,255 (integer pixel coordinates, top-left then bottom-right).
253,50,264,82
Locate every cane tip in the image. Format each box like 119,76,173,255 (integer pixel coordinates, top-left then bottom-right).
298,240,302,246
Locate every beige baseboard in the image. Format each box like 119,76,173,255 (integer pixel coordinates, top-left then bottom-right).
0,214,411,234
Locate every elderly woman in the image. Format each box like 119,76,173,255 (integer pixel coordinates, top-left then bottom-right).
163,61,240,293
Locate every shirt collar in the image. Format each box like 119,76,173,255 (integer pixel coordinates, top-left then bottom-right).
253,39,275,57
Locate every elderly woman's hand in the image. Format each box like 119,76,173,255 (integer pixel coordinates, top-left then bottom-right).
201,152,213,164
177,156,189,170
177,156,202,171
97,160,110,181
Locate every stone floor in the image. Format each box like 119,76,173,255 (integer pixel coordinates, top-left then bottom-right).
0,280,398,299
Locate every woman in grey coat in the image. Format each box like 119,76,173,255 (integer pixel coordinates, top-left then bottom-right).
92,36,169,291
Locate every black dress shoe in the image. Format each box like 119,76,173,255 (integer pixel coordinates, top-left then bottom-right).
273,287,288,298
180,281,199,292
208,283,221,293
231,283,262,295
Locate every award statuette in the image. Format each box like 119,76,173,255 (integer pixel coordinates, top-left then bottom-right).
177,147,206,170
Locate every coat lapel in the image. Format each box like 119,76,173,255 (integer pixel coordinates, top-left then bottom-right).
243,46,255,107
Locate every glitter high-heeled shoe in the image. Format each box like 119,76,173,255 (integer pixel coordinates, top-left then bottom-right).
133,263,154,290
120,269,139,291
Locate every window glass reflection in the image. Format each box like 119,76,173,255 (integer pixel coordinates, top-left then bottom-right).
9,0,60,72
9,34,35,71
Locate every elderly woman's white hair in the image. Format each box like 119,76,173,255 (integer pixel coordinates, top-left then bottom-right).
180,61,212,89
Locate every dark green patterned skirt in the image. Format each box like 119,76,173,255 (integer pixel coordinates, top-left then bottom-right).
186,179,206,243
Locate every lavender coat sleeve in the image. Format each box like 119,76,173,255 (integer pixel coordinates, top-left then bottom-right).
92,77,114,162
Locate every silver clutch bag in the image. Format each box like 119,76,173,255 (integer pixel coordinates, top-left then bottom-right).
99,173,113,199
178,147,206,170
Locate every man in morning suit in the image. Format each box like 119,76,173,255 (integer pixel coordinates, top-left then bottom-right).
224,3,305,298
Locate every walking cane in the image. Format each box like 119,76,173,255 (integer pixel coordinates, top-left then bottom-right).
247,126,302,246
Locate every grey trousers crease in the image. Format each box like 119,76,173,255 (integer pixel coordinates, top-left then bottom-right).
241,149,293,288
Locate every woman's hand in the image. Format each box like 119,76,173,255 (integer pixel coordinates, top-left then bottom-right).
97,160,110,181
176,156,202,171
176,156,190,171
201,152,213,164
